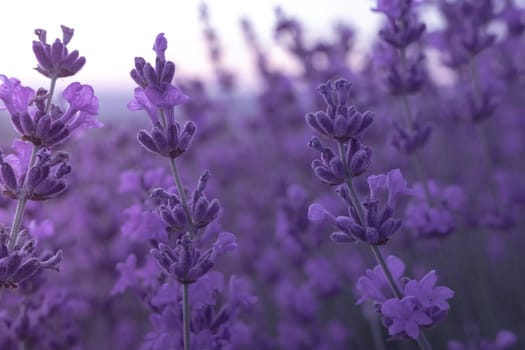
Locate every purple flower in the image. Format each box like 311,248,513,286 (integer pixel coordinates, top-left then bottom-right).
392,120,432,155
32,25,86,78
144,84,190,109
308,138,346,186
448,329,517,350
151,232,236,285
367,168,409,209
0,228,62,289
127,88,160,124
0,146,70,201
8,82,101,147
373,0,413,19
24,149,71,201
62,82,99,115
404,270,454,320
136,121,196,159
129,33,190,119
405,182,464,238
306,79,373,143
381,296,432,339
0,75,34,116
331,170,407,245
356,255,405,304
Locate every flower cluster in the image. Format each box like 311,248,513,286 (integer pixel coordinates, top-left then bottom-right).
125,33,244,350
0,144,70,201
0,24,100,348
356,256,453,339
0,227,61,289
128,34,193,159
305,78,453,347
405,182,465,239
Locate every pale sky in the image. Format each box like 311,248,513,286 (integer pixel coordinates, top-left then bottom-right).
0,0,380,94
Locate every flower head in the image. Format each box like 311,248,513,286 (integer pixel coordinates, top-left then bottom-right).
0,76,34,116
0,228,62,289
381,296,432,339
32,25,86,78
129,33,190,121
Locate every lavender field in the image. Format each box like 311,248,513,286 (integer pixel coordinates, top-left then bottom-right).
1,1,524,349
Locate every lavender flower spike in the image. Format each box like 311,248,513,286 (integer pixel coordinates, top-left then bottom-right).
32,25,86,78
0,227,62,289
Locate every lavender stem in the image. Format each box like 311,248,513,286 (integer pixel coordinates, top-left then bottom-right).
398,49,433,206
182,284,191,350
8,76,57,249
8,144,39,250
159,110,193,350
168,157,195,239
337,141,433,350
369,312,387,350
468,57,499,207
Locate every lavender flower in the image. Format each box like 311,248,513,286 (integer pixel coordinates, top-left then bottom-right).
357,256,453,340
151,232,236,285
306,79,373,142
0,227,61,289
381,296,432,339
0,146,71,201
0,76,34,116
448,329,517,350
317,169,407,245
32,25,86,78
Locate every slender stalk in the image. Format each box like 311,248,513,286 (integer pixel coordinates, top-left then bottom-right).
168,158,195,238
468,58,499,208
159,109,193,350
182,284,191,350
398,49,433,206
8,144,39,250
45,77,57,113
8,77,57,249
337,141,433,350
370,245,403,298
369,312,387,350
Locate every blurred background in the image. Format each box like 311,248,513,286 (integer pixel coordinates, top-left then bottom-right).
0,1,381,111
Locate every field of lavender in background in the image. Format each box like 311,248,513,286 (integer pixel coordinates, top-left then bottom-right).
1,1,525,349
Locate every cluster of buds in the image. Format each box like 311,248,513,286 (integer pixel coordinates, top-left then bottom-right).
0,227,61,289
